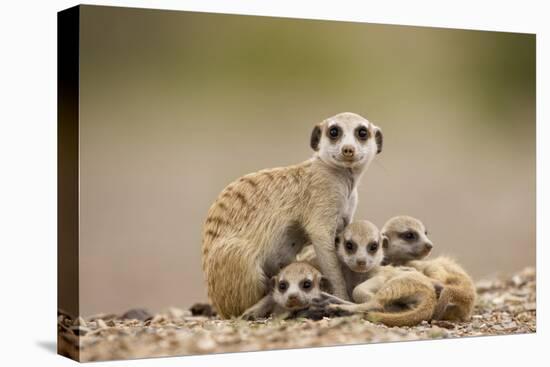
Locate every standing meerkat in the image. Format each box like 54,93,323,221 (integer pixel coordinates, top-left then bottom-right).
240,261,346,320
321,221,439,327
202,112,383,318
381,216,476,321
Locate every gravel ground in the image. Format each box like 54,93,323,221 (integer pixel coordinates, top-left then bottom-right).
58,267,536,362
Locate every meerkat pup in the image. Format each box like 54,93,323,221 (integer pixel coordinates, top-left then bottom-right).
381,216,476,321
325,220,438,327
299,220,384,297
202,112,383,318
240,262,346,320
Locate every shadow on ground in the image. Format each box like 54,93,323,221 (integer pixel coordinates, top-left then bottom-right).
36,341,57,354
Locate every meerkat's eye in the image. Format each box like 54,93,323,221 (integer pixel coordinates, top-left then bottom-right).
345,241,355,252
401,231,418,241
356,126,369,140
278,281,288,292
367,241,379,253
301,280,312,289
328,126,341,140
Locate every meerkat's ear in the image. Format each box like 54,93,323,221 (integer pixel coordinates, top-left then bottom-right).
381,235,389,249
310,123,322,151
319,276,334,294
374,127,383,154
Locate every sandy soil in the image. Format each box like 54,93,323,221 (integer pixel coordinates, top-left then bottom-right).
58,267,536,362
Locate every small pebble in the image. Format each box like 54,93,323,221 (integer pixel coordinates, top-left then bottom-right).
73,316,87,327
121,308,153,321
96,319,108,329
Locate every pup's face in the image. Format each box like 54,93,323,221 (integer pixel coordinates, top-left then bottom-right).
310,112,383,170
336,220,383,273
381,216,433,265
272,262,332,310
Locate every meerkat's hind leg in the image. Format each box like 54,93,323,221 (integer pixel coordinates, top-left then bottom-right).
352,287,377,304
432,285,474,321
352,278,383,304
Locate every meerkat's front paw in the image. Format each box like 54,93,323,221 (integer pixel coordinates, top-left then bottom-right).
240,309,266,321
240,312,255,321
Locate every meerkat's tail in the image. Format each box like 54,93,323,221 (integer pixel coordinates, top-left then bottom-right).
367,277,438,327
432,281,476,321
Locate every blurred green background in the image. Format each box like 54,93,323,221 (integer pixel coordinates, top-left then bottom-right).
77,5,535,316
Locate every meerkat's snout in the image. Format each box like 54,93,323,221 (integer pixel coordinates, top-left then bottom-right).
341,144,356,159
423,241,433,255
285,293,303,309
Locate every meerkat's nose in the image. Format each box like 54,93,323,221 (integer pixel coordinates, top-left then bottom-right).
288,293,298,301
425,243,433,251
357,259,367,267
342,145,355,158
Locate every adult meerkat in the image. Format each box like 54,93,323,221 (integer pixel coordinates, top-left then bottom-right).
381,216,476,321
202,112,383,318
322,221,438,327
240,261,347,320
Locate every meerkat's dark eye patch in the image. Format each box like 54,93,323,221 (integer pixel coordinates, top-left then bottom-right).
355,126,369,141
400,231,418,242
335,236,341,247
367,241,379,253
344,240,357,253
278,280,289,293
327,125,342,141
301,279,313,291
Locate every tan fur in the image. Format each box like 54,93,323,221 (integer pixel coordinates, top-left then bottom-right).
297,245,320,269
345,266,438,327
408,257,476,321
202,112,383,318
381,216,476,321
